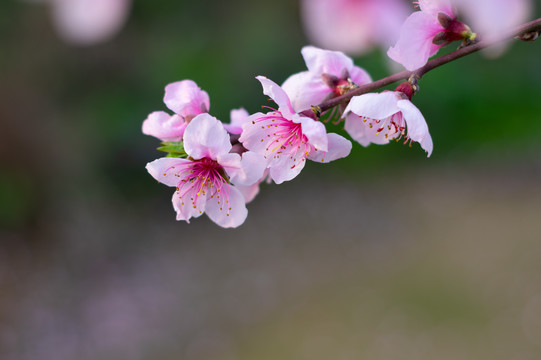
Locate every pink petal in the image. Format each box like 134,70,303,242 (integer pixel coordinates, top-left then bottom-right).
387,11,443,71
163,80,210,117
301,46,354,77
396,100,433,157
220,151,266,187
256,76,296,119
268,150,307,185
205,185,248,228
344,92,401,120
308,133,352,163
142,111,186,142
235,182,261,204
146,157,192,187
282,71,330,112
172,189,206,223
51,0,130,46
298,116,328,152
183,114,232,160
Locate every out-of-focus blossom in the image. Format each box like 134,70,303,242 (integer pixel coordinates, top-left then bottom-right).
48,0,131,46
300,0,410,56
388,0,474,71
146,114,265,228
282,46,371,112
453,0,534,56
343,84,433,157
239,76,351,184
142,80,210,142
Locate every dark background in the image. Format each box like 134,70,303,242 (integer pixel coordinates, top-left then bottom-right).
1,0,541,359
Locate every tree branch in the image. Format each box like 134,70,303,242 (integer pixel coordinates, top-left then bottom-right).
315,17,541,114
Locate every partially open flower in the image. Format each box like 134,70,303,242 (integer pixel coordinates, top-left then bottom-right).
343,83,433,157
142,80,210,142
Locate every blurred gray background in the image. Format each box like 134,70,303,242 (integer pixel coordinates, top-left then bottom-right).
1,0,541,359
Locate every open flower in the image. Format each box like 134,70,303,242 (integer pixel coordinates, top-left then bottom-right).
146,114,265,228
300,0,410,56
142,80,210,142
387,0,474,71
343,86,433,157
239,76,352,184
282,46,371,112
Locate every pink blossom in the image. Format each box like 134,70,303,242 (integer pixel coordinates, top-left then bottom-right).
49,0,131,46
146,114,266,228
142,80,210,142
453,0,533,56
239,76,352,184
387,0,473,71
300,0,410,56
282,46,372,112
343,90,433,157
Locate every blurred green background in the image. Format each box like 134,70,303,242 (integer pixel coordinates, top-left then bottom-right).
1,0,541,359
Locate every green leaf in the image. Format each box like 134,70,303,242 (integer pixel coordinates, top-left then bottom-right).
157,141,187,157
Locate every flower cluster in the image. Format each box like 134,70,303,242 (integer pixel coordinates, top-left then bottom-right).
143,0,536,228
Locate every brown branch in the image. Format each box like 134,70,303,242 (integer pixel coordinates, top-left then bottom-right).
314,17,541,114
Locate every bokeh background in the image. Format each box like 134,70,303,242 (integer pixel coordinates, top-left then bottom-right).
1,0,541,359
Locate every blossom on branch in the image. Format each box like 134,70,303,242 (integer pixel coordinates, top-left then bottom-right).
142,80,210,142
146,114,265,228
388,0,474,71
239,76,352,184
343,83,433,157
282,46,371,112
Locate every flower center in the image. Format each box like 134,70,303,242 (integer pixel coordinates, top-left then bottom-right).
167,158,231,213
253,111,311,169
364,112,413,145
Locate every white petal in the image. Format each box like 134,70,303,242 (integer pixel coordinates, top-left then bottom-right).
344,113,391,146
344,92,400,120
397,99,433,157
